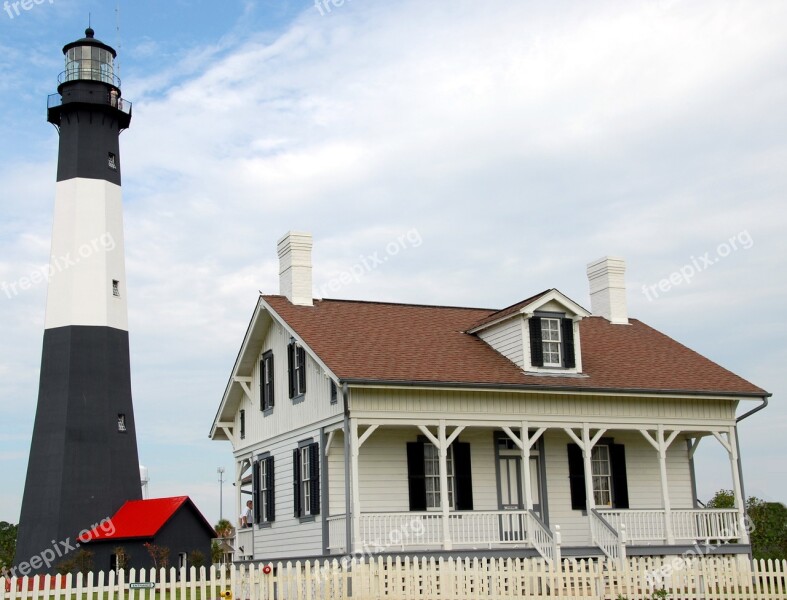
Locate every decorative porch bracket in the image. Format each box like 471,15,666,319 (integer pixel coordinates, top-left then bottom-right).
564,424,607,531
639,425,681,544
502,422,545,512
418,422,466,550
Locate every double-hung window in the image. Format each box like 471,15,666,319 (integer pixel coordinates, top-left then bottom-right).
260,351,274,412
253,455,275,524
293,442,320,518
424,444,456,509
591,445,613,507
567,440,628,510
288,340,306,399
529,315,576,369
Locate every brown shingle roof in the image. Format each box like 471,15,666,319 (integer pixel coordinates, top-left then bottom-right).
262,295,767,397
466,289,551,331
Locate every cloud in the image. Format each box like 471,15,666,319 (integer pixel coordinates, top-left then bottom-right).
0,0,786,523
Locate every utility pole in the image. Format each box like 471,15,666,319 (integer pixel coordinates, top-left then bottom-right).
217,467,225,521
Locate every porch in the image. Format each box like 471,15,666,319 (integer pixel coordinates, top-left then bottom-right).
326,507,742,561
327,416,750,564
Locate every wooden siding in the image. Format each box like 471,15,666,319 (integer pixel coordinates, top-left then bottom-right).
328,430,346,515
349,388,738,425
234,319,343,452
477,318,524,369
244,426,325,560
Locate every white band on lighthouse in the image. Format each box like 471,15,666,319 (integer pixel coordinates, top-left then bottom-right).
45,177,128,331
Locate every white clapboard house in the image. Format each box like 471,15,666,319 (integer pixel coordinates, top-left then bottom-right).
210,232,769,564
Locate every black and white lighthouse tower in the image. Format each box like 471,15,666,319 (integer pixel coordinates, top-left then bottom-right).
16,29,141,573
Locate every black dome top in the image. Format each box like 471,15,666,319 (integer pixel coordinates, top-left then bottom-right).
62,28,117,58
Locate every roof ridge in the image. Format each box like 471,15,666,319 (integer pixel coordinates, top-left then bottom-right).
262,294,497,312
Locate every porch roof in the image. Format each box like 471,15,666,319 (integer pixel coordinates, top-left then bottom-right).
262,294,767,397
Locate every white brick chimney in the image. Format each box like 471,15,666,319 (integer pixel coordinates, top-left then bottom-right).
278,231,313,306
587,256,629,324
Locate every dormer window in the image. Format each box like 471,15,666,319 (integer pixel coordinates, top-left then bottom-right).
529,315,576,369
541,318,562,366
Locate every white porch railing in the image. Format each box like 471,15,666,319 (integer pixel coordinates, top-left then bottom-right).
671,508,741,542
597,509,743,544
331,511,559,562
359,512,443,549
598,509,665,544
235,527,254,560
327,515,347,552
590,509,626,563
448,510,529,547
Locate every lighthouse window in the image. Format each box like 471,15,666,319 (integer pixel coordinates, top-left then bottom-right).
117,414,127,432
112,280,120,297
108,153,117,171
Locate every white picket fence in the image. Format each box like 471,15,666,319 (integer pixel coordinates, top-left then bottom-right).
2,555,787,599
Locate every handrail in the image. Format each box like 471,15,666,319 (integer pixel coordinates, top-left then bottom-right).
590,509,626,564
58,68,122,88
47,92,132,116
527,509,560,565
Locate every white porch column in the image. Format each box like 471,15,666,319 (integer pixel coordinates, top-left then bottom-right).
564,424,606,539
349,418,362,551
502,422,545,512
728,427,750,545
640,426,680,545
711,428,750,545
438,421,451,550
418,422,464,551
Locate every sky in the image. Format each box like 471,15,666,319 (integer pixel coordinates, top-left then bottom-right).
0,0,785,528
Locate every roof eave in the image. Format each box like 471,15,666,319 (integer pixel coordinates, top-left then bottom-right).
341,378,771,399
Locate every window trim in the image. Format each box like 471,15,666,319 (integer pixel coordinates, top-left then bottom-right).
288,340,307,401
261,351,275,415
541,317,562,367
254,453,275,527
293,440,320,521
528,313,577,371
424,443,456,510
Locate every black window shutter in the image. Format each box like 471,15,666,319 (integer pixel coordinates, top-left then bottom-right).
610,444,629,509
406,442,427,511
561,318,576,368
252,460,261,524
287,343,295,399
309,442,320,515
567,444,586,510
453,442,474,511
293,448,301,517
297,346,307,394
260,358,266,410
266,457,275,522
529,318,544,367
240,410,245,439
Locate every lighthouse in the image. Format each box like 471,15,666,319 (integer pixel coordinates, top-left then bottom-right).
15,29,141,574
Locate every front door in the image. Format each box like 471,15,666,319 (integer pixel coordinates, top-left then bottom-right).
497,437,543,541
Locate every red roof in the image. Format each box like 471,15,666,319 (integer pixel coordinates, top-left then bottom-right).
79,496,214,542
263,295,767,397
